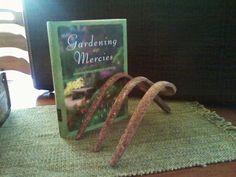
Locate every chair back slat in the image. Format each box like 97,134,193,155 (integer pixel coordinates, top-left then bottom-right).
0,7,30,74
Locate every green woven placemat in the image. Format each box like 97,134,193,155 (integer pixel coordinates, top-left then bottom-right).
0,99,236,177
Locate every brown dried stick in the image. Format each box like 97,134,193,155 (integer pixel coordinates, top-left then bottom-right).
76,73,132,140
138,83,171,113
95,77,172,152
76,72,170,140
109,81,177,166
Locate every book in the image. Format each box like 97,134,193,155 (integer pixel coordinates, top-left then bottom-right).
47,19,128,138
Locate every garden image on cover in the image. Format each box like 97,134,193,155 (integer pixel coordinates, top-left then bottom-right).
57,22,127,132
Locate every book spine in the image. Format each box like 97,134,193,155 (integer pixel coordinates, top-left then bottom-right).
123,19,128,73
47,22,68,138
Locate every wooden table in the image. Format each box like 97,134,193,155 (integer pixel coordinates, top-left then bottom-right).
7,73,236,177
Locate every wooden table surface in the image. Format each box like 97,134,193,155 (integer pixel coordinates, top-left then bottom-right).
7,73,236,177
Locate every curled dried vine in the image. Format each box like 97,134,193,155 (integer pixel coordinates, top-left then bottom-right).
109,81,177,166
95,77,172,152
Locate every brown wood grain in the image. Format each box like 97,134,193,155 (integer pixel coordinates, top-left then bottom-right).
139,161,236,177
0,56,30,74
0,33,27,50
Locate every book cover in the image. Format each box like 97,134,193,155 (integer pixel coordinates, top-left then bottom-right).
47,19,128,138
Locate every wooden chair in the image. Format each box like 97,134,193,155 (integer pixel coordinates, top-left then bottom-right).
0,8,31,74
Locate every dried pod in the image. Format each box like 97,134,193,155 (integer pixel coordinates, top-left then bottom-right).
76,73,132,140
109,81,177,166
76,72,171,140
95,77,172,152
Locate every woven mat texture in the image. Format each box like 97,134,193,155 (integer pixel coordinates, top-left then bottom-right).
0,99,236,177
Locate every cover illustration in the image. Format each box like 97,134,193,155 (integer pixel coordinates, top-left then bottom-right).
47,19,128,138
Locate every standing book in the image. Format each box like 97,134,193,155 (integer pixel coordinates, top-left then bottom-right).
47,19,128,138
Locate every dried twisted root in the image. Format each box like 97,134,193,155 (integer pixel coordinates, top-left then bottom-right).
94,76,172,152
76,73,170,140
109,81,177,167
76,73,131,140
